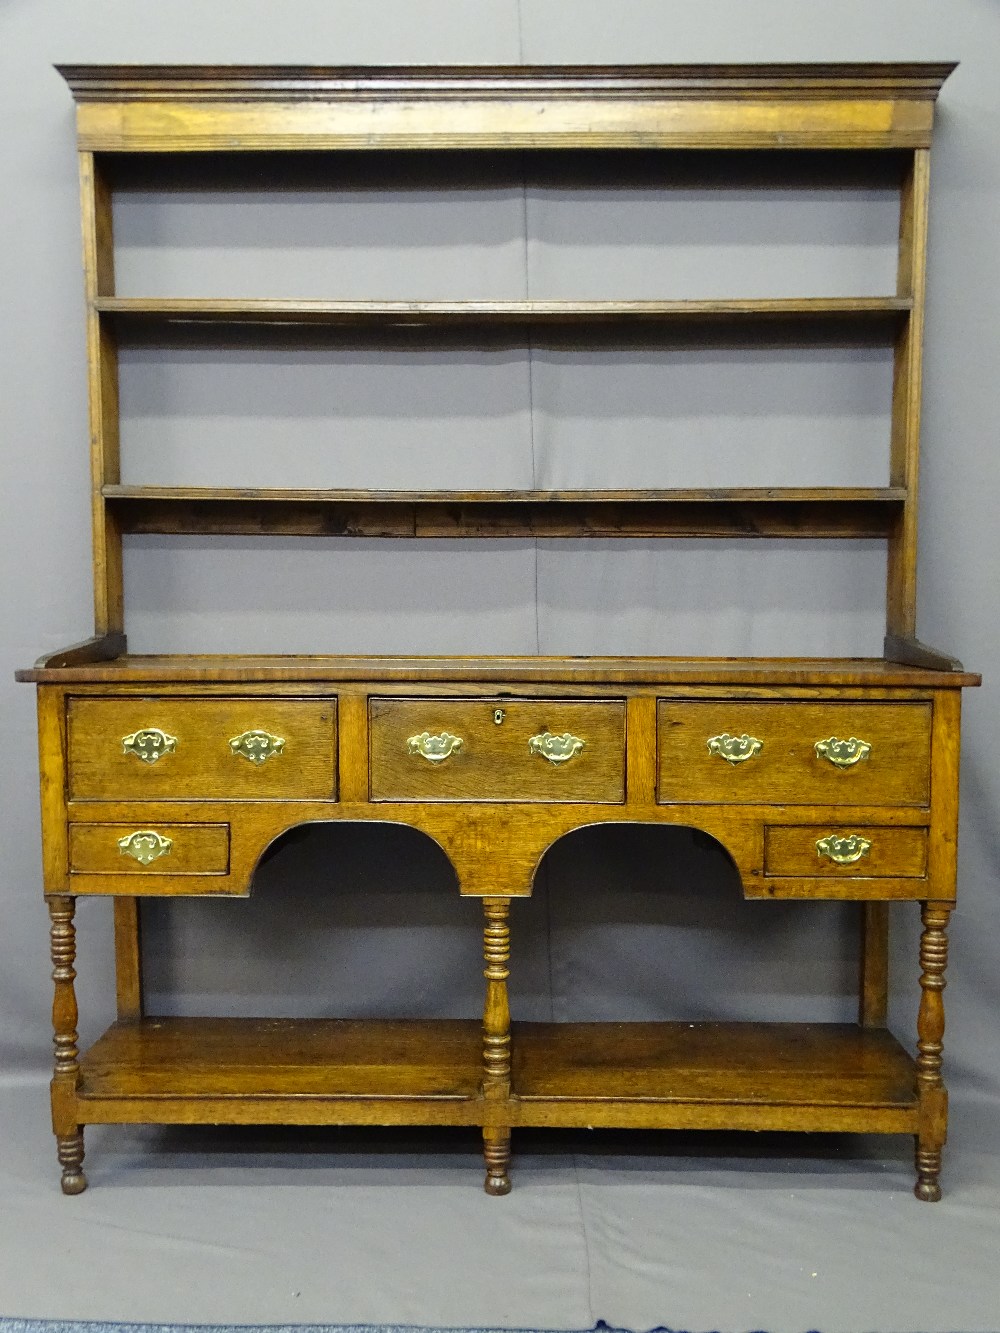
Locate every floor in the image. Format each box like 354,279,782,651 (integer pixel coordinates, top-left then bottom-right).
1,1078,998,1333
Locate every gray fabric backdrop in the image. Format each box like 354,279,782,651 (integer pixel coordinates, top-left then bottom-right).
1,3,999,1330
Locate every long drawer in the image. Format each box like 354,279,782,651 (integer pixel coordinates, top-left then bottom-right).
657,701,931,806
68,697,337,801
369,698,626,802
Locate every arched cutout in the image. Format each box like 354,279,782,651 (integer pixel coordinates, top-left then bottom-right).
530,820,744,899
248,817,460,894
141,821,479,1022
528,823,858,1026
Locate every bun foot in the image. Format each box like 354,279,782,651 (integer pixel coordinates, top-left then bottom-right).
57,1131,86,1195
61,1168,88,1196
914,1144,942,1201
483,1128,511,1196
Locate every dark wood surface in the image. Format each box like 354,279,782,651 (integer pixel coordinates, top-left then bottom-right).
17,654,980,686
95,295,913,328
102,487,908,542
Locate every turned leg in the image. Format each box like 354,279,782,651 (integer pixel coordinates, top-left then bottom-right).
481,897,512,1196
914,900,951,1202
48,896,87,1195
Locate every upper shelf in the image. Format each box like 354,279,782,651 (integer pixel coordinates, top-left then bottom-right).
58,63,956,153
96,296,912,331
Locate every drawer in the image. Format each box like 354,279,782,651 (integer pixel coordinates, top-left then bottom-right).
68,697,337,801
657,701,931,806
369,698,625,802
69,823,230,875
765,825,928,878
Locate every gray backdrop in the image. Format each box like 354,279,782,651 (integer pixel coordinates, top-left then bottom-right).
1,3,999,1331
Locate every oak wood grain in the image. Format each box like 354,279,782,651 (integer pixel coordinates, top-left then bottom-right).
19,657,978,687
20,61,976,1196
886,150,931,640
113,897,144,1020
69,823,230,875
764,825,927,878
79,154,122,636
80,1018,485,1101
67,697,337,801
59,64,953,154
370,697,625,803
657,700,932,807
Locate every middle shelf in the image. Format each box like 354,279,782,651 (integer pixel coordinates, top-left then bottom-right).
104,485,906,539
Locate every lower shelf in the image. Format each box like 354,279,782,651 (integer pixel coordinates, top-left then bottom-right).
78,1017,486,1125
75,1017,919,1134
512,1020,918,1133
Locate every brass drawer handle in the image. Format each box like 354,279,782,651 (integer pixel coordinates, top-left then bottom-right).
122,728,177,764
529,731,585,765
816,833,872,865
815,736,871,768
707,733,763,765
118,829,173,865
407,731,464,763
229,730,285,765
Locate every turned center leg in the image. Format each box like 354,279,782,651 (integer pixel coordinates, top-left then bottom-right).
481,897,512,1196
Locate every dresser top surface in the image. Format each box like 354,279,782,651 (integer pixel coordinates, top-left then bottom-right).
17,654,979,688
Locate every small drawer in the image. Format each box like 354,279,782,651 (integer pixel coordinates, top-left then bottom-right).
764,826,928,878
370,698,625,802
68,697,337,801
657,701,931,806
69,823,230,875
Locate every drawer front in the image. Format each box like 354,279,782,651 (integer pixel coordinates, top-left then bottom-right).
765,826,928,878
657,701,931,806
69,823,230,875
68,697,337,801
370,698,625,802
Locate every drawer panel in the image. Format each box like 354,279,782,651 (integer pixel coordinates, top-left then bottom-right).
370,698,625,802
765,826,928,878
69,823,230,875
657,701,931,806
68,698,337,800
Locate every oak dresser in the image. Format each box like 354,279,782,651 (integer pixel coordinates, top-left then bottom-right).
17,63,979,1200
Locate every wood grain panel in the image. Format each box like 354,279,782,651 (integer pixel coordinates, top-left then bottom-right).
68,697,336,800
79,1017,483,1101
764,825,927,878
69,823,229,874
512,1020,917,1108
370,698,625,803
19,655,979,687
658,700,931,805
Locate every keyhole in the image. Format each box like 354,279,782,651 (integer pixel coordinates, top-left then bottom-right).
494,709,505,725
